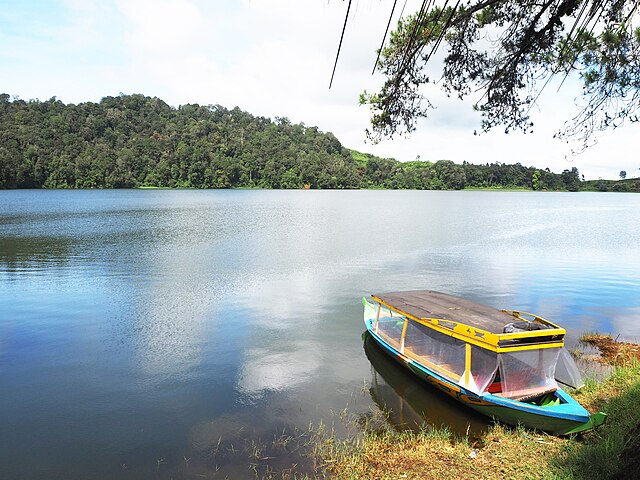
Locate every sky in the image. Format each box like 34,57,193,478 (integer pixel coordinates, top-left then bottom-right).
0,0,638,180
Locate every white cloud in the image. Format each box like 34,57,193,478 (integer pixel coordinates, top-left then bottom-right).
56,0,120,53
117,0,207,54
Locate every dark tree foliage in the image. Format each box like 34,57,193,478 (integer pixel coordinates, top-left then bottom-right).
0,93,588,191
362,0,640,147
0,94,361,189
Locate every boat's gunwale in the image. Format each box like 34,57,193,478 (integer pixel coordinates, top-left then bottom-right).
371,294,565,352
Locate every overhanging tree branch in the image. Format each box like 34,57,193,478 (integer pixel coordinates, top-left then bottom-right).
361,0,640,150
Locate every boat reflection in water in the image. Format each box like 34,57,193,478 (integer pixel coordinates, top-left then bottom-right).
363,331,490,437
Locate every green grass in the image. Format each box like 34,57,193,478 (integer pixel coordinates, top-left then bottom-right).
316,359,640,479
349,149,375,167
557,360,640,478
463,186,533,191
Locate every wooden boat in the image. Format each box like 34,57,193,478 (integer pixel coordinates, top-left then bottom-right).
362,290,606,435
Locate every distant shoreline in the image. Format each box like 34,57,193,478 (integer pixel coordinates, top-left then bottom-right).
3,94,637,192
1,185,638,193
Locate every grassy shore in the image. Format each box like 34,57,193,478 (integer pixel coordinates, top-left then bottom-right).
312,334,640,480
463,186,533,192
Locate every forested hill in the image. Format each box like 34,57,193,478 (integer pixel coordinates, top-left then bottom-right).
1,93,632,191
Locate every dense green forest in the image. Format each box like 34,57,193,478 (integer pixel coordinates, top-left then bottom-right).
0,93,637,192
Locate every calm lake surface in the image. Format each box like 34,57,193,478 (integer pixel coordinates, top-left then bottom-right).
1,189,639,478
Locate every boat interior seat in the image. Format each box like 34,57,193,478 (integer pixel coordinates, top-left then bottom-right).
494,386,557,402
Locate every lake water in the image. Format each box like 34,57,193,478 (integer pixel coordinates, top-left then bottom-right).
1,189,639,478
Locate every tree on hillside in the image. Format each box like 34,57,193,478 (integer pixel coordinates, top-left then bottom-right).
562,166,582,191
361,1,640,148
433,159,467,189
532,170,541,190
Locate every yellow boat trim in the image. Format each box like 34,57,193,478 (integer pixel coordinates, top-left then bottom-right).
371,295,565,353
400,318,409,353
465,343,471,386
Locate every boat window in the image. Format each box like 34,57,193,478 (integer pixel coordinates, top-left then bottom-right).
470,346,499,394
497,348,560,398
403,320,466,382
376,313,405,350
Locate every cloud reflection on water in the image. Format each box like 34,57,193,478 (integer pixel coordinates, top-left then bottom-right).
235,341,321,401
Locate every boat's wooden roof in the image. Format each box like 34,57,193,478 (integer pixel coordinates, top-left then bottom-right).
372,290,515,334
